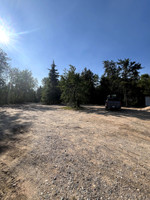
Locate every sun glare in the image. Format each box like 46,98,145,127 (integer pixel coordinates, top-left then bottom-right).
0,26,10,45
0,18,38,50
0,18,17,49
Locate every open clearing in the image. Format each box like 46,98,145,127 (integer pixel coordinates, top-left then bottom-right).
0,104,150,200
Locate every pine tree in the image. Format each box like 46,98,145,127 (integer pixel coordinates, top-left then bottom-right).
59,65,82,108
42,61,60,104
36,86,42,102
81,68,99,104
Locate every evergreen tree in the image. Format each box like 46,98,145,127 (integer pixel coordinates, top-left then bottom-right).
137,74,150,106
36,86,42,102
117,59,142,106
42,61,60,104
81,68,99,104
100,60,121,103
59,65,82,108
139,74,150,96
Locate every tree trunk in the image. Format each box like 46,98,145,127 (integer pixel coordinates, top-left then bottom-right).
124,87,128,107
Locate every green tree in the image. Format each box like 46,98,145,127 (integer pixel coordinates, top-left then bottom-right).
103,60,119,78
8,68,37,103
42,61,60,104
36,86,42,102
100,59,142,106
139,74,150,96
81,68,99,104
0,48,10,87
117,59,142,106
0,49,10,105
59,65,82,108
100,60,121,102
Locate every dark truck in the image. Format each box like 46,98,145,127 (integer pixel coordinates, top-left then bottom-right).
105,95,121,110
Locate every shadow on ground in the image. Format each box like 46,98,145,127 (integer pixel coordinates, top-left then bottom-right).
0,110,31,154
1,103,60,112
80,106,150,121
3,103,149,121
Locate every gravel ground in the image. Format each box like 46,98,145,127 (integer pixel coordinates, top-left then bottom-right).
0,104,150,200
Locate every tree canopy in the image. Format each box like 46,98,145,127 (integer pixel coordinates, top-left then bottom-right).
0,49,37,105
101,59,143,106
8,68,37,103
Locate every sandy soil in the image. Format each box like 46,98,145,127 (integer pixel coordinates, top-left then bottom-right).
0,104,150,200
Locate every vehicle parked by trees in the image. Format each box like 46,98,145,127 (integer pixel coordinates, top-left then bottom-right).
105,94,121,110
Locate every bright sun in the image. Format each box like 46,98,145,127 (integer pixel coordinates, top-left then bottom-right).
0,25,10,45
0,18,37,49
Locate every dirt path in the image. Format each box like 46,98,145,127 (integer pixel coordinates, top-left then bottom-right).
0,104,150,200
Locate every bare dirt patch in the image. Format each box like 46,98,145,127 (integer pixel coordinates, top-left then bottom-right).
0,104,150,199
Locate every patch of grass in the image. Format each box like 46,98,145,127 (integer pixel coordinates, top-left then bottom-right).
61,106,85,111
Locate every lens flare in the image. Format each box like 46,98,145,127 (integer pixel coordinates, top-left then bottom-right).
0,18,16,49
0,26,10,44
0,18,39,51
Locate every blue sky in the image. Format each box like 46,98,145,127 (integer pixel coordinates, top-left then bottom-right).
0,0,150,84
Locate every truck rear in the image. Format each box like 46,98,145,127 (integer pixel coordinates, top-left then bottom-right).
105,95,121,110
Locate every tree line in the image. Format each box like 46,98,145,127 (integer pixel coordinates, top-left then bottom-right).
0,49,37,105
0,48,150,107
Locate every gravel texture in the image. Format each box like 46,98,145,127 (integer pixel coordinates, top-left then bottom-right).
0,104,150,200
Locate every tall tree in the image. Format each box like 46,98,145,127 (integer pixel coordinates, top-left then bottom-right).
103,60,119,78
36,86,42,102
139,74,150,96
0,49,10,105
8,68,37,103
101,59,142,106
81,68,99,104
42,61,60,104
0,48,9,87
101,60,121,100
59,65,82,107
117,59,142,106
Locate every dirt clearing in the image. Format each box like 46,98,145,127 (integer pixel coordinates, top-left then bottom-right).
0,104,150,200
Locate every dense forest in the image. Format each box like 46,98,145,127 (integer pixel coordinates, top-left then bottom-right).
0,48,150,107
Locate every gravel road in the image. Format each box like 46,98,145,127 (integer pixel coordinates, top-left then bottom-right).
0,104,150,200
